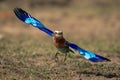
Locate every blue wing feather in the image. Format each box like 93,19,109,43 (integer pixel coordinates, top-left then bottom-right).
66,42,110,62
13,8,53,37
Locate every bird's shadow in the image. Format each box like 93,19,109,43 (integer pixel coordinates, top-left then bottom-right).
79,70,119,78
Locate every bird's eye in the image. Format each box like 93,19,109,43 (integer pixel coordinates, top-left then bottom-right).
60,33,62,34
54,32,57,34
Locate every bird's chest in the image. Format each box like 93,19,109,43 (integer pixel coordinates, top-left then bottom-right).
53,37,65,48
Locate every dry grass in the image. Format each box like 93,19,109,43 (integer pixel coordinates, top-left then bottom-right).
0,5,120,80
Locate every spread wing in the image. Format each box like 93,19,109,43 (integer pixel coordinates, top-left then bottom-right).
66,42,110,62
13,8,53,37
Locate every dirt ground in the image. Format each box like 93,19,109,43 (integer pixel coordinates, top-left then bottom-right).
0,1,120,80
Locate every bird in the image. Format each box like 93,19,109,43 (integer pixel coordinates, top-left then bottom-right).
53,30,75,61
13,8,110,62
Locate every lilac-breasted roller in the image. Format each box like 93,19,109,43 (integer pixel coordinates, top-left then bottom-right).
13,8,110,62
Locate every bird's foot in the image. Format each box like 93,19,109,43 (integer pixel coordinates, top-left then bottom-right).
63,53,68,62
54,52,60,62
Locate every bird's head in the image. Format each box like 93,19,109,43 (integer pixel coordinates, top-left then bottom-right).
54,30,63,38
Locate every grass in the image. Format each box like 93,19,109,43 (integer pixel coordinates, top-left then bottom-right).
0,3,120,80
0,34,120,80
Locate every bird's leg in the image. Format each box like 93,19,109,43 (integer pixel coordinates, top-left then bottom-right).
55,51,60,62
64,53,68,62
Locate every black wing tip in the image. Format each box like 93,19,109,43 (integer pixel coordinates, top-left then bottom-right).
89,57,111,62
105,58,111,62
13,7,21,11
100,56,111,62
13,8,22,15
97,54,111,62
13,7,25,13
13,7,27,16
13,7,29,22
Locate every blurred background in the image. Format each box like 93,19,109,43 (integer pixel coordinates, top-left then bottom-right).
0,0,120,80
0,0,120,62
0,0,120,40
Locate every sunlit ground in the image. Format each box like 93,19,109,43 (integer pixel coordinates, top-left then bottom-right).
0,4,120,80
